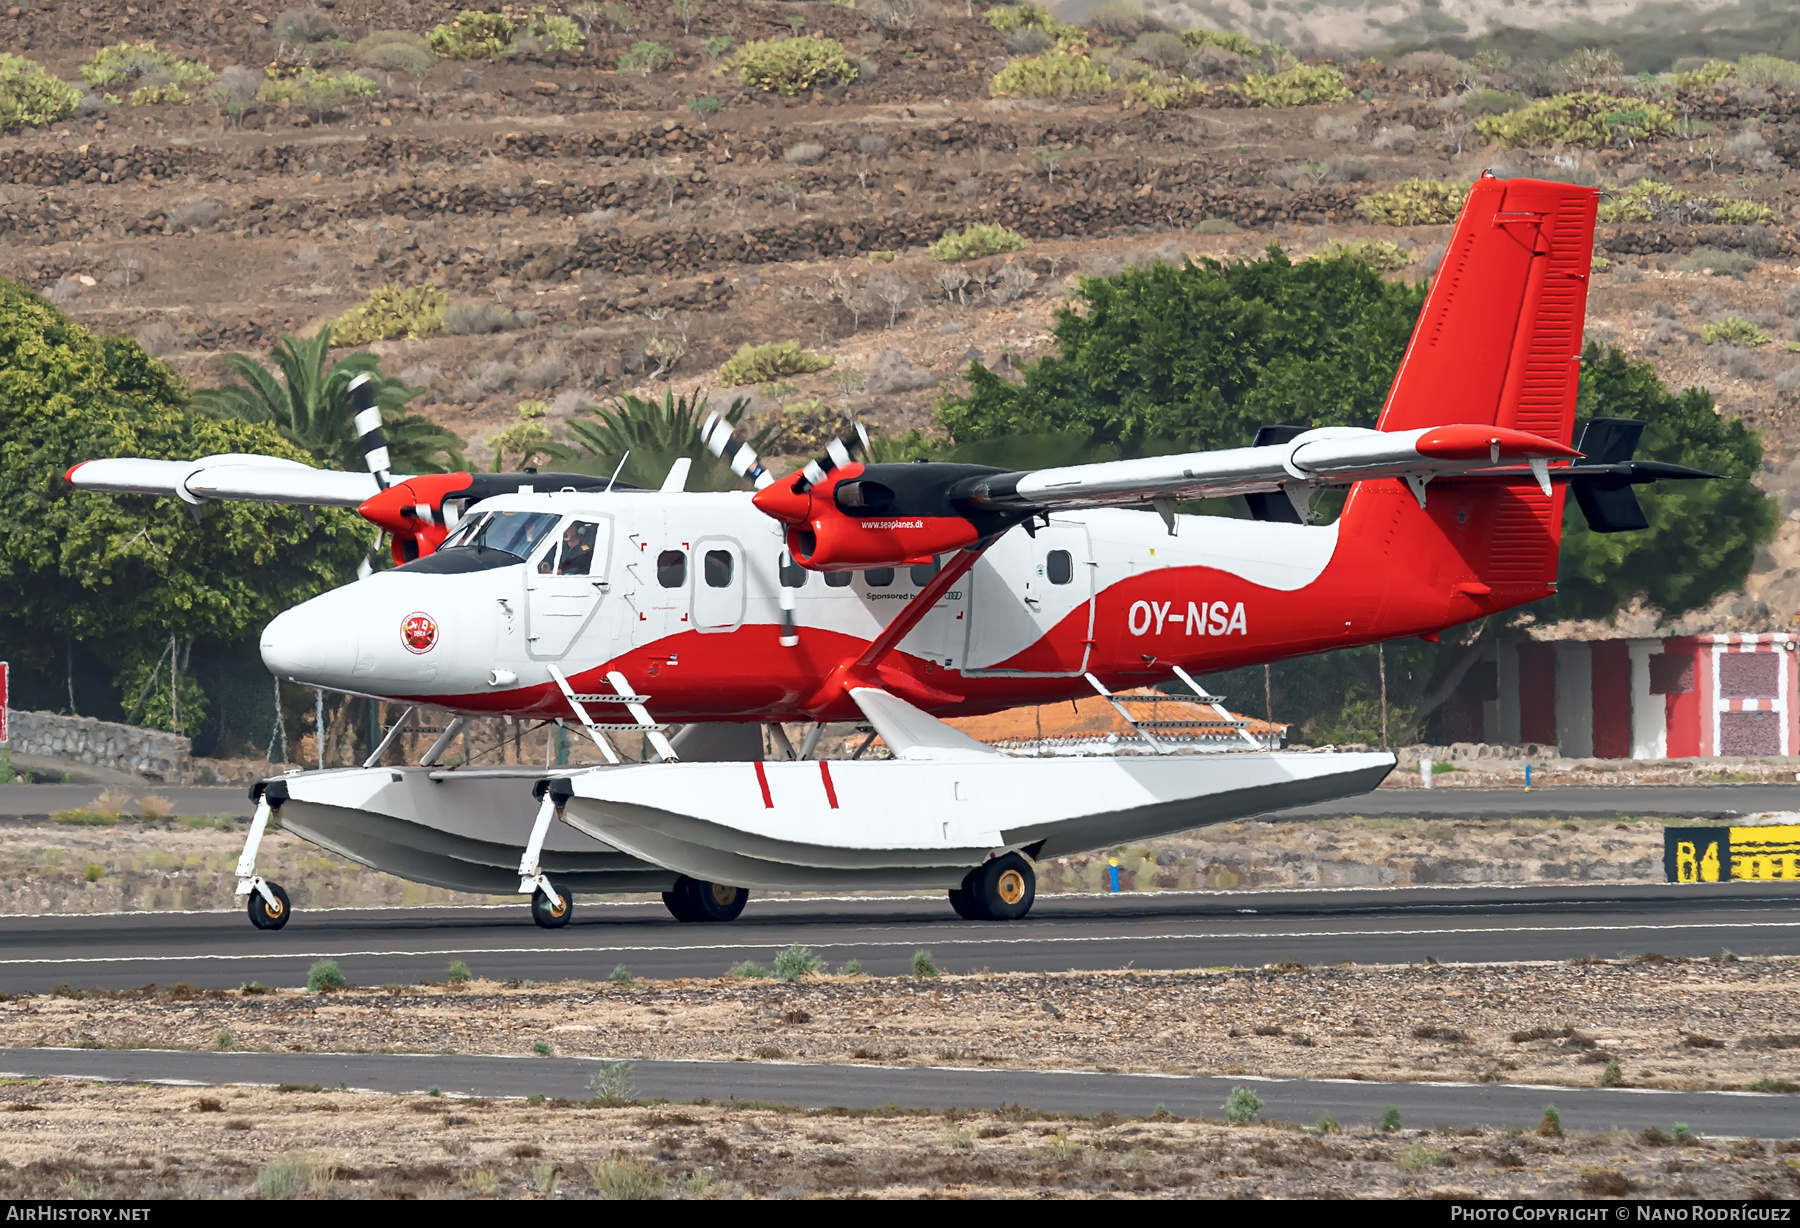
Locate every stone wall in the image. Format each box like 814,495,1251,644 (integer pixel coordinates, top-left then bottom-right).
3,710,191,782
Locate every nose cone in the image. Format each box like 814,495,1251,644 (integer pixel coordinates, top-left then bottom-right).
751,475,813,525
261,597,358,684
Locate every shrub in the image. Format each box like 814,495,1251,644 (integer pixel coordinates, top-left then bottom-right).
588,1060,635,1102
985,4,1086,47
331,282,447,344
1234,64,1349,107
721,36,858,95
1193,217,1240,234
912,949,940,978
839,959,863,975
426,11,516,59
609,963,634,984
1597,177,1689,222
930,222,1027,262
1129,31,1190,72
617,40,674,76
990,46,1112,99
727,960,770,978
0,55,81,129
869,0,928,36
1672,60,1736,90
81,42,215,89
772,944,823,981
1380,1104,1403,1131
1735,54,1800,90
1598,179,1773,226
1356,178,1470,226
1460,87,1522,117
718,340,833,386
532,1039,553,1056
1312,239,1413,271
1714,198,1776,225
446,959,472,983
256,69,379,113
1537,1104,1563,1136
306,960,345,991
1676,247,1759,277
1672,1122,1693,1142
1475,92,1677,149
591,1153,663,1199
444,301,518,335
355,30,435,75
1598,1058,1624,1087
525,8,586,52
1703,316,1770,346
1181,27,1259,55
784,141,825,165
274,6,339,43
256,1152,335,1199
1123,77,1209,109
1223,1086,1263,1123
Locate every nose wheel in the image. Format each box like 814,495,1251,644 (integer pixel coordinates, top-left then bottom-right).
531,884,574,928
949,853,1035,921
247,881,291,930
662,876,748,923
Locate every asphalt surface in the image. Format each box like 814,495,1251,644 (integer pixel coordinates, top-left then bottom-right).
3,781,1798,822
0,1047,1789,1137
1,882,1796,993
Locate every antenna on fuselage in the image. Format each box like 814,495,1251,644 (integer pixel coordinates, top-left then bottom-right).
604,451,629,493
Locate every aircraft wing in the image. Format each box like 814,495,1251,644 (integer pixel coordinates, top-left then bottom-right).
67,455,384,507
951,424,1580,514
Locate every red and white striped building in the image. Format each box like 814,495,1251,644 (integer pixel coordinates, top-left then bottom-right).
1449,634,1800,759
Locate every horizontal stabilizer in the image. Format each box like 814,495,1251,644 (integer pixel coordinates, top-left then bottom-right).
1564,417,1717,535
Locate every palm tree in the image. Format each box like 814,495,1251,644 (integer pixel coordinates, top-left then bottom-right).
566,387,771,491
192,326,464,474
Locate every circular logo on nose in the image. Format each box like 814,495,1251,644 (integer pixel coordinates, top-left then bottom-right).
401,612,438,655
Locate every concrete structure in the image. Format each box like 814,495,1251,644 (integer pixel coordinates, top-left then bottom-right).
1464,634,1800,759
1,710,192,781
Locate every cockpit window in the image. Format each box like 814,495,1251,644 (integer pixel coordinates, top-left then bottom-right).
441,511,560,561
539,520,600,576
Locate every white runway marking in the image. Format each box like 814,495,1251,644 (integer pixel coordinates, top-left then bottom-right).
5,918,1799,966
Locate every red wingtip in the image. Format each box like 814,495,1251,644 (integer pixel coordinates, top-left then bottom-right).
64,461,89,484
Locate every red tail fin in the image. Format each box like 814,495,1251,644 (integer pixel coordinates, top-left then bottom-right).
1342,176,1600,625
1378,175,1598,444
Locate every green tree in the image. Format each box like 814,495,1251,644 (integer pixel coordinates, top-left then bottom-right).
566,387,770,491
1552,342,1774,622
936,245,1427,454
0,278,366,701
191,326,464,474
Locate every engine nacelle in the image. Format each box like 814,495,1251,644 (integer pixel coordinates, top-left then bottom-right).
357,474,477,564
753,462,983,571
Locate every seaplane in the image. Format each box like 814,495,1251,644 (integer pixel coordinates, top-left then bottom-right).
68,175,1712,930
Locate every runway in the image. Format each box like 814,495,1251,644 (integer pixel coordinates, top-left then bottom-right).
1,1046,1791,1137
1,881,1795,994
3,781,1797,823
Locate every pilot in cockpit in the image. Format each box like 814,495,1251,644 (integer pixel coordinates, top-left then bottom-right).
542,520,597,576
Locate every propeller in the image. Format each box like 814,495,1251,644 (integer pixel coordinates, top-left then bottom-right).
796,421,873,493
700,412,777,490
349,373,389,579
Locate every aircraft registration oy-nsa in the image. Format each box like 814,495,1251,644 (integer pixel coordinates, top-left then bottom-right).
69,175,1713,929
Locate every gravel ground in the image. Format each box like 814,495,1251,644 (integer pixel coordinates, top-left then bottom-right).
0,1079,1793,1199
10,959,1797,1095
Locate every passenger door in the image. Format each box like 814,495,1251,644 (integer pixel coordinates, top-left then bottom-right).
964,521,1095,675
526,517,612,660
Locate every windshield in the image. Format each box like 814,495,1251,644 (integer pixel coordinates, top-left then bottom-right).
438,511,561,560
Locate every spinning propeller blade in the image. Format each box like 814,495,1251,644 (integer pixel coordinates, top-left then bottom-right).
700,412,776,490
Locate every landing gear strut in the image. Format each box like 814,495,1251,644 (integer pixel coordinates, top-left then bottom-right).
662,876,749,923
949,852,1036,921
237,788,292,930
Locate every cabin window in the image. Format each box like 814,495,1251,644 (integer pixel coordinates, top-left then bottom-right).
1046,549,1073,585
657,549,687,588
864,568,895,587
909,557,940,587
779,554,807,588
824,570,852,588
704,549,735,588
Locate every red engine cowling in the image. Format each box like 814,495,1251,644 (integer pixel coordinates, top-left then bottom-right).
357,473,476,564
751,462,979,570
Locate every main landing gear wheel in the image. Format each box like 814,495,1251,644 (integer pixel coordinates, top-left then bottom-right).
247,882,291,931
662,876,748,923
950,853,1036,921
531,884,574,929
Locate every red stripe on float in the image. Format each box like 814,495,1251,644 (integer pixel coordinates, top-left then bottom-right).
753,760,774,809
818,761,839,809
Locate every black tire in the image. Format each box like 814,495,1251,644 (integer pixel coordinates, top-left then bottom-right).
948,885,986,920
247,882,291,931
668,875,748,923
966,853,1035,921
531,884,573,928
